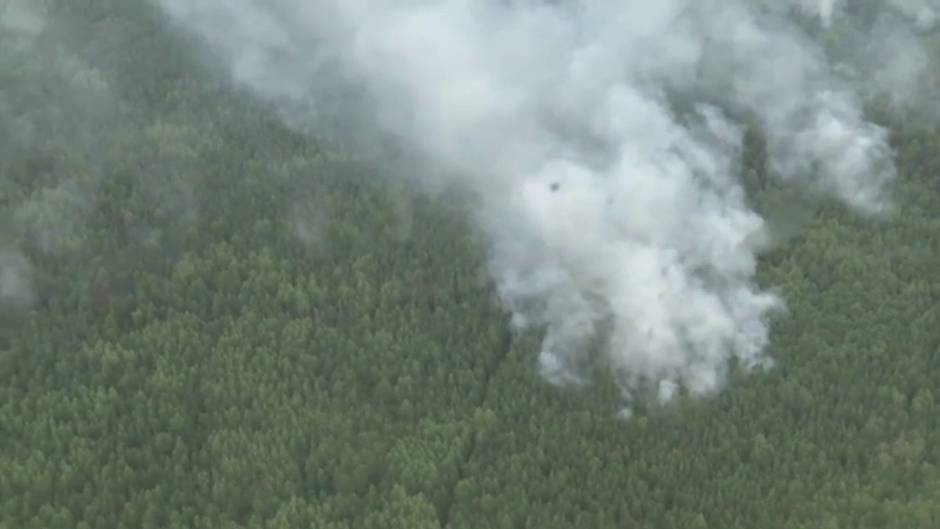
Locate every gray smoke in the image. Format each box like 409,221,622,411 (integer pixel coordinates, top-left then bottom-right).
156,0,930,406
0,248,35,310
0,0,43,37
1,0,110,255
2,1,207,311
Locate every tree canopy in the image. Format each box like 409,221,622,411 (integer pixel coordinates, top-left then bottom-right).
2,1,940,528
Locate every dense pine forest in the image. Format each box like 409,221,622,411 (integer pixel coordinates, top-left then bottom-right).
2,1,940,528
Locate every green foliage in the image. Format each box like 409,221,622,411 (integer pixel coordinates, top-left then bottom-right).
2,1,940,529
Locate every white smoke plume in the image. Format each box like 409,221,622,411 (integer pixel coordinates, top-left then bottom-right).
155,0,929,405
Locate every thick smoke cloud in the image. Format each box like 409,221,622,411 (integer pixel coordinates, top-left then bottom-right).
157,0,930,406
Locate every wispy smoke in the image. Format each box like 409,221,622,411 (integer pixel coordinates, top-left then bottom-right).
2,1,208,313
0,248,35,310
0,0,44,38
156,0,930,406
890,0,939,28
0,3,101,308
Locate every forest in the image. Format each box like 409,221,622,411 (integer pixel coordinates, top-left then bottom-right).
1,1,940,528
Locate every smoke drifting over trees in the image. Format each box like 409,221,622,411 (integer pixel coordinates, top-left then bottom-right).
4,2,940,527
153,0,938,406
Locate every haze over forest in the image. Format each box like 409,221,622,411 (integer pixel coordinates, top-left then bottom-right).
2,0,940,528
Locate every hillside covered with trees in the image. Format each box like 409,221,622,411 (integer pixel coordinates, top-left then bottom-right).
2,1,940,528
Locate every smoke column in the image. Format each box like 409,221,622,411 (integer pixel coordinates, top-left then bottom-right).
156,0,931,405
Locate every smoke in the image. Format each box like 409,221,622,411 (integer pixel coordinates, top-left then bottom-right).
0,249,35,310
2,1,213,317
0,0,47,311
0,1,107,303
0,0,44,38
793,0,844,27
890,0,939,28
155,0,930,406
